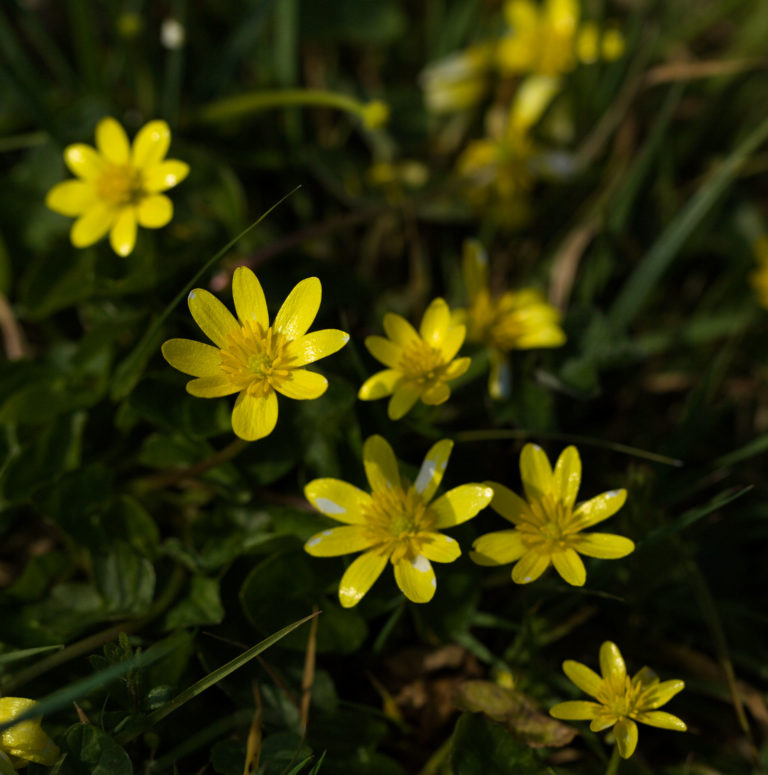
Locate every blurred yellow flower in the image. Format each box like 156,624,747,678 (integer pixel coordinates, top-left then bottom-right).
46,116,188,256
420,43,496,114
162,267,349,441
472,444,633,585
750,235,768,308
456,239,565,398
358,298,471,420
0,697,59,769
549,641,686,759
304,435,493,607
497,0,624,77
457,75,559,209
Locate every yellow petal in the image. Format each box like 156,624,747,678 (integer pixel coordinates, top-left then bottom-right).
511,74,560,131
289,329,349,367
503,0,538,31
109,207,137,256
393,554,436,603
632,710,686,732
546,0,579,31
0,697,36,722
339,549,388,607
422,381,450,405
365,335,402,368
186,375,238,397
274,369,327,400
599,641,626,683
572,533,634,559
602,28,625,61
71,202,115,247
142,159,190,192
519,443,554,501
188,288,239,349
488,482,530,525
1,721,59,767
552,548,586,586
232,266,268,329
273,277,321,340
162,338,223,376
471,530,526,565
414,438,453,501
462,239,489,300
553,445,581,509
95,117,130,164
305,478,372,524
64,143,104,179
132,119,171,168
231,389,278,441
420,533,461,563
511,549,550,583
45,180,96,216
575,22,600,63
614,718,638,759
419,298,450,347
563,660,603,697
572,489,627,529
136,194,173,228
443,356,471,380
388,382,422,419
382,313,419,347
548,700,601,720
439,325,466,362
359,369,401,400
304,525,373,557
432,484,493,527
363,435,400,493
638,680,685,710
590,712,618,732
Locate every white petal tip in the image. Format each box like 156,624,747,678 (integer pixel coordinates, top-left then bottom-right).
314,498,346,515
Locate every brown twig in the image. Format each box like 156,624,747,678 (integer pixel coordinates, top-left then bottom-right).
0,293,30,360
300,604,319,734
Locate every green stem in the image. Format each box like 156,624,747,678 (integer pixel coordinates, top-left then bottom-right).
604,746,621,775
192,88,387,128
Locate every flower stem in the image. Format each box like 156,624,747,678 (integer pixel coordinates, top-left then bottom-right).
604,746,621,775
193,88,388,128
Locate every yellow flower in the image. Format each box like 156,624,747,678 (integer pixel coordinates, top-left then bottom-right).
0,697,60,769
161,267,349,441
497,0,625,77
457,75,560,209
304,435,493,607
471,444,633,585
750,235,768,308
457,239,565,398
45,116,189,256
420,43,496,114
549,641,686,759
358,298,471,420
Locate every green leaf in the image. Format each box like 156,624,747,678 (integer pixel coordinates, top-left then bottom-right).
450,713,551,775
59,724,132,775
164,576,225,629
93,543,156,615
104,496,161,558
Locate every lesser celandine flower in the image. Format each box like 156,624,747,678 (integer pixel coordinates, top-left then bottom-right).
497,0,624,77
0,698,59,770
550,641,686,759
455,239,565,398
358,298,471,420
46,117,188,256
750,235,768,308
162,267,349,441
304,435,493,607
471,444,633,585
457,75,559,209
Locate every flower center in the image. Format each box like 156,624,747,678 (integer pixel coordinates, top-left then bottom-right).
220,321,296,395
97,164,144,206
519,495,579,551
597,674,641,719
362,485,436,562
398,340,446,384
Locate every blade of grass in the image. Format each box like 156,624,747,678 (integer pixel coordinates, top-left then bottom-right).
610,112,768,330
0,631,188,734
0,645,62,666
712,435,768,469
110,186,299,400
116,611,320,744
